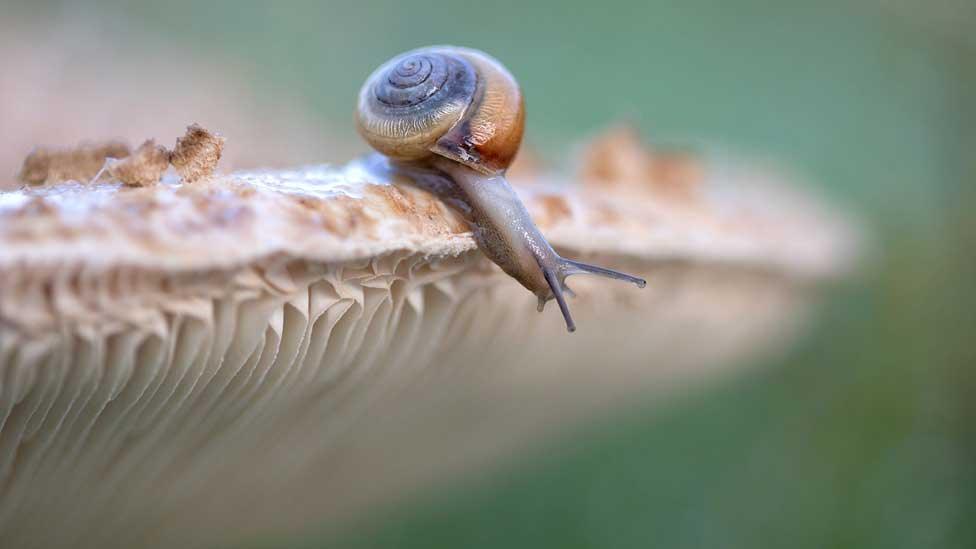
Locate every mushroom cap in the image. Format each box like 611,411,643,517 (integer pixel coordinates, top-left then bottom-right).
0,149,857,548
0,158,851,280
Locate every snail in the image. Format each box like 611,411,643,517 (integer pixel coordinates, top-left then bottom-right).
355,46,645,332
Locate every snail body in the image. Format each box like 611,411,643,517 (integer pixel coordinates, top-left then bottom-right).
356,46,645,332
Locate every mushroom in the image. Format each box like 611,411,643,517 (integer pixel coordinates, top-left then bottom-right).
0,133,856,548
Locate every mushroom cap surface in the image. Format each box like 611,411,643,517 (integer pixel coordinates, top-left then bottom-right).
0,149,856,548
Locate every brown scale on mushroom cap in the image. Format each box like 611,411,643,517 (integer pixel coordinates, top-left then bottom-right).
18,141,131,185
170,124,226,183
579,125,704,202
107,140,170,187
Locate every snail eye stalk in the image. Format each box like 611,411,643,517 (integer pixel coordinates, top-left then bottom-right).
563,259,647,288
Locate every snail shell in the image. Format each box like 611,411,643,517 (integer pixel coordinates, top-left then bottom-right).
355,46,525,175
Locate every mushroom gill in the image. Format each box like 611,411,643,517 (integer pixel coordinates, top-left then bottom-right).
0,144,856,548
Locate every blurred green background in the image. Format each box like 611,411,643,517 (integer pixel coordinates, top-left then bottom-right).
11,1,975,547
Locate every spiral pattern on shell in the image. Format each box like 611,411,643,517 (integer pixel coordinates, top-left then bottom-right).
357,48,476,158
374,54,449,107
356,46,525,174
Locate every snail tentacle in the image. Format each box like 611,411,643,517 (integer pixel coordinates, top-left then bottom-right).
535,256,645,332
561,259,648,287
542,268,576,332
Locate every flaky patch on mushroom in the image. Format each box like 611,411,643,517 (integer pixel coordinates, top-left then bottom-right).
169,124,225,183
0,155,857,549
578,125,703,201
105,139,170,187
17,141,131,185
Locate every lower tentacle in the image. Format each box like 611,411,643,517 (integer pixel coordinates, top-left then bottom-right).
542,268,576,333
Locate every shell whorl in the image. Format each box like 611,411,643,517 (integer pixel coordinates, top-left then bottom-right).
356,46,525,175
373,54,454,107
